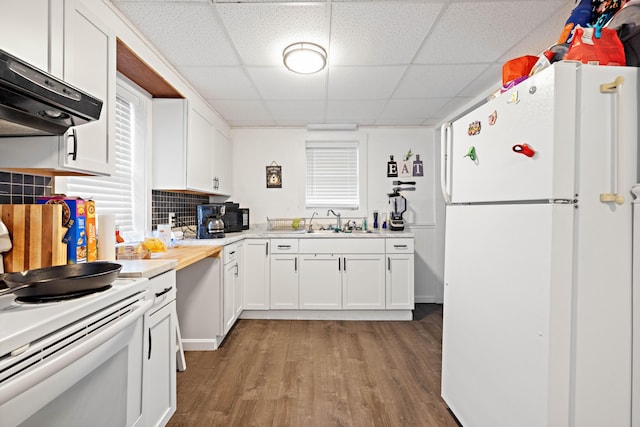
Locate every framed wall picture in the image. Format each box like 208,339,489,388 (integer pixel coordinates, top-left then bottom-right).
266,162,282,188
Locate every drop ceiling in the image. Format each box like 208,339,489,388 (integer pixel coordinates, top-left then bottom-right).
109,0,573,128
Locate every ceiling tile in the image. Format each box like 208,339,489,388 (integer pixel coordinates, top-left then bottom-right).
328,65,406,99
415,1,566,65
112,1,239,66
326,100,387,124
215,3,329,67
246,67,327,100
177,66,259,99
330,2,445,66
457,63,503,98
377,98,450,124
265,100,327,125
209,99,275,124
394,64,492,99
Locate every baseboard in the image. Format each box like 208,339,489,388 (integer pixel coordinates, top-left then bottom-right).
181,338,220,351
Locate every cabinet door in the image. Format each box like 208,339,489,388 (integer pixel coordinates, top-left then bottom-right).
386,254,415,309
270,255,298,309
213,129,232,195
0,1,51,72
299,254,342,310
243,239,269,310
144,301,177,427
234,249,243,319
223,260,237,335
343,254,386,310
61,0,115,175
187,107,214,192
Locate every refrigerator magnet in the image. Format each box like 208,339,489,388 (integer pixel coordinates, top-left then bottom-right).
464,146,478,162
513,143,535,158
488,110,497,125
468,121,481,136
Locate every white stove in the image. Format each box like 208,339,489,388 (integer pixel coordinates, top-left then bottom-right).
0,277,149,358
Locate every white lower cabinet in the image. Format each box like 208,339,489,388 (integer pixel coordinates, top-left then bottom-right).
298,238,386,310
386,238,415,309
270,254,299,309
223,243,242,335
143,270,177,427
243,239,269,310
342,254,386,309
299,254,343,309
270,239,299,309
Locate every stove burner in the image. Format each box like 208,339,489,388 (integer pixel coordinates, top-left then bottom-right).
15,285,112,304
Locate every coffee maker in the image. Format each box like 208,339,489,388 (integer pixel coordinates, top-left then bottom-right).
387,181,416,231
197,204,225,239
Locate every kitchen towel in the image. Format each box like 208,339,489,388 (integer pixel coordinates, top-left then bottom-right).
97,214,116,261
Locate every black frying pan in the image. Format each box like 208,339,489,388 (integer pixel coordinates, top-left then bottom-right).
0,262,122,298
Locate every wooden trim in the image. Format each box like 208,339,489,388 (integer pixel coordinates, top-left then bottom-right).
116,38,183,98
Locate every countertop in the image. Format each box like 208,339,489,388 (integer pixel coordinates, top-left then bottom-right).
118,229,412,277
118,245,222,278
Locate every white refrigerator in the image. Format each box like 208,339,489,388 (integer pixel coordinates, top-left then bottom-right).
440,62,638,427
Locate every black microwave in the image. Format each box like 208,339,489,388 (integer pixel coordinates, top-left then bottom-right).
222,203,249,233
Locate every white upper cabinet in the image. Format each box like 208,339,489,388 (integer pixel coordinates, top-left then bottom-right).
0,0,116,176
153,99,226,195
0,1,51,73
212,129,232,196
60,0,115,175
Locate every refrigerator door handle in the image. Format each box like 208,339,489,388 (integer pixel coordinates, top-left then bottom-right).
599,76,626,205
440,122,452,204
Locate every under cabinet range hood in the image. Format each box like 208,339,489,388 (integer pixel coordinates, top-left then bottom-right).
0,49,103,136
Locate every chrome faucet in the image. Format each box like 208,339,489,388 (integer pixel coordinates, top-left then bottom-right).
308,211,318,232
327,209,341,230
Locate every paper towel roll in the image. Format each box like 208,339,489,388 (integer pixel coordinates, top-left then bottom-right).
97,214,116,261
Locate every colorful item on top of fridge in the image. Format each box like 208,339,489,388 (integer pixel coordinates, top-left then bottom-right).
564,26,626,65
502,55,538,89
488,110,498,126
558,0,593,44
592,0,623,37
607,1,640,66
512,143,536,158
468,121,481,136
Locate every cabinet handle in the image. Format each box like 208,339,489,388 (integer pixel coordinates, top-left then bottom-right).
235,263,238,276
148,328,152,360
295,257,297,272
343,257,347,271
67,128,78,161
229,250,236,255
278,245,291,249
388,257,391,271
393,244,408,249
266,242,269,256
338,257,341,271
155,287,172,297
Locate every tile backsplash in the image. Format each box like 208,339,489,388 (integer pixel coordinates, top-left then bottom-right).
151,190,208,229
0,171,53,204
0,173,205,231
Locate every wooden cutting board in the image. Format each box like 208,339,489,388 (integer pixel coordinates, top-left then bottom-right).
0,204,67,272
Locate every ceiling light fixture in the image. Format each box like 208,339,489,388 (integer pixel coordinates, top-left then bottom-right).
283,42,327,74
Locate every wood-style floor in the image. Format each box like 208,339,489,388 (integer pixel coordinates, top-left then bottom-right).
168,304,460,427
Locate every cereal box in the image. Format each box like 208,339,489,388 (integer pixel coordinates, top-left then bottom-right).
86,200,97,262
37,196,87,264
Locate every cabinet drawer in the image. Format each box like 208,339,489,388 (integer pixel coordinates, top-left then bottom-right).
148,270,177,311
270,239,299,253
299,238,385,254
223,243,240,264
386,238,414,253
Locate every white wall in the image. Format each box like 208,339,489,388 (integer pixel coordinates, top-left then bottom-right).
231,127,445,303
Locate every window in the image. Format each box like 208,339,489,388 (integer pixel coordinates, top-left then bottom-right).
56,77,150,239
305,141,359,209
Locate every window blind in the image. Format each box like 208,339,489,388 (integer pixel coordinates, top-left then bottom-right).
305,141,359,208
63,94,136,234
